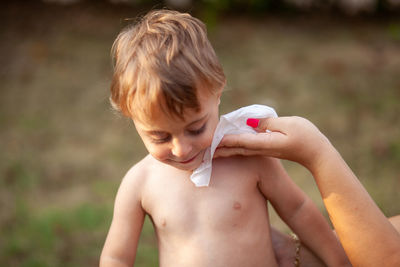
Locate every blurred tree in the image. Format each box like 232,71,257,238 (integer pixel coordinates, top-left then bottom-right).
40,0,400,14
165,0,192,9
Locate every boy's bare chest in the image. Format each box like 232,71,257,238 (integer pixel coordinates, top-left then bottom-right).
142,159,269,235
139,157,277,267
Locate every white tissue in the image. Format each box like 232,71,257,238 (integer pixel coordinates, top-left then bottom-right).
190,104,278,187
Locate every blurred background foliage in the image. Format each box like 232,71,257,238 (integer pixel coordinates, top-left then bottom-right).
1,0,400,266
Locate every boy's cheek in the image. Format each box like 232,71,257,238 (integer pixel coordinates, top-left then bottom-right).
150,152,168,162
150,150,172,165
142,141,169,162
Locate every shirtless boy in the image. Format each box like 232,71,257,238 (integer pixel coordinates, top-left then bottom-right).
100,10,349,266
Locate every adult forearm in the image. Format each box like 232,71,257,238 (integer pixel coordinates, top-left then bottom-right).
310,145,400,266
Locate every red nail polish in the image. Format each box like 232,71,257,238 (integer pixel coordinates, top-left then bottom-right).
246,118,259,128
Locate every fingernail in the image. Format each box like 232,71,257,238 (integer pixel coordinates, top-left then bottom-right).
246,118,259,128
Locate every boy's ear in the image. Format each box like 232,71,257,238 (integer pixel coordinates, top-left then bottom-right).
217,91,222,105
217,84,224,105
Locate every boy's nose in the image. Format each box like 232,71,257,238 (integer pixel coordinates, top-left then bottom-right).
171,137,192,159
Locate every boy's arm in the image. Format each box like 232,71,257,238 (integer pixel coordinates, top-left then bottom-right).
257,157,350,266
100,168,146,267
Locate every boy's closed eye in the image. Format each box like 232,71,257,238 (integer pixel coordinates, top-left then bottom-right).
151,136,171,144
148,131,171,144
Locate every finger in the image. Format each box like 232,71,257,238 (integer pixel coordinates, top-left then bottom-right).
256,117,288,133
246,117,282,133
219,131,286,148
214,147,261,158
218,133,268,149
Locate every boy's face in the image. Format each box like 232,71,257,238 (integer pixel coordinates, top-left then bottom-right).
133,89,221,172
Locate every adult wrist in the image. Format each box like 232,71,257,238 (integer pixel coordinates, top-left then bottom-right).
304,136,337,175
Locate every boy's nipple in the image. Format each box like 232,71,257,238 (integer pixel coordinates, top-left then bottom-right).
233,201,242,210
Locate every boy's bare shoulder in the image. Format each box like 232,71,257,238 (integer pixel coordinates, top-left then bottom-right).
219,155,283,184
216,154,278,170
116,154,163,197
122,154,159,185
213,154,279,181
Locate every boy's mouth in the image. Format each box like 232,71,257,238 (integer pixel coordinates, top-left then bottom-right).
179,152,200,164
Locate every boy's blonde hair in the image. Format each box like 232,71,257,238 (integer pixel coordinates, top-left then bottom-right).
110,9,226,121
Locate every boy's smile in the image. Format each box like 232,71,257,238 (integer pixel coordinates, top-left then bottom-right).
133,89,221,172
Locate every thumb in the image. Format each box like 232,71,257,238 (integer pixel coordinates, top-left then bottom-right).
246,117,283,133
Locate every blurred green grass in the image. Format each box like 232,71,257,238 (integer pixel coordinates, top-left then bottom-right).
1,2,399,266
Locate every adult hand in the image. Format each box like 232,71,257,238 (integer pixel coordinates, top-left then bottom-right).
214,116,333,171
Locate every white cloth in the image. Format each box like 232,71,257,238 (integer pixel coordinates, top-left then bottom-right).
190,104,278,187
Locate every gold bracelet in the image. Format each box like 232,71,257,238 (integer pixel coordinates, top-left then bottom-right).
291,233,301,267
